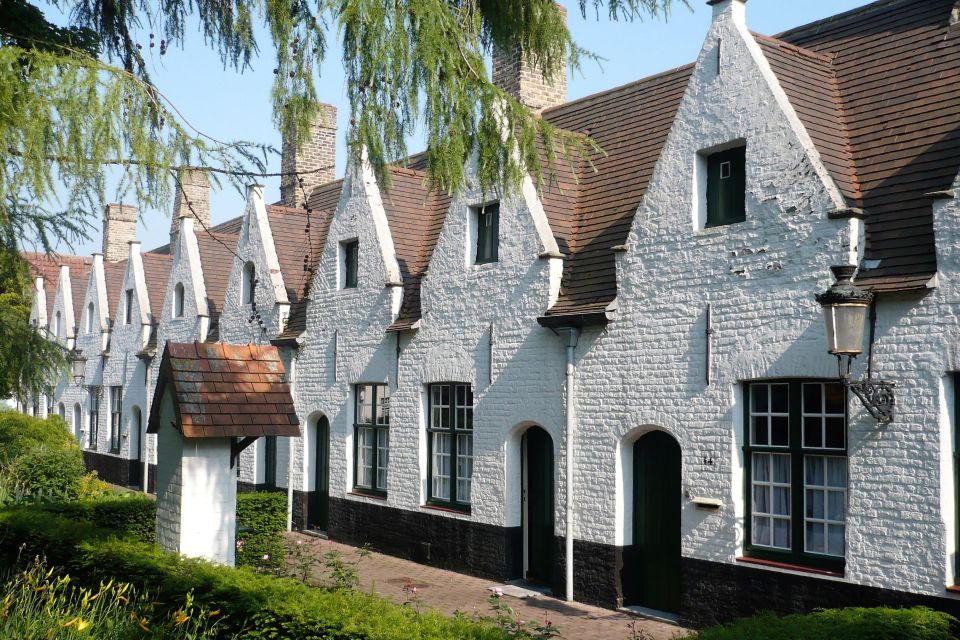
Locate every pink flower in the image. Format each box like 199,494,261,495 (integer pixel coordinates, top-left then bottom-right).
493,588,503,597
262,554,270,561
296,540,303,546
411,587,418,594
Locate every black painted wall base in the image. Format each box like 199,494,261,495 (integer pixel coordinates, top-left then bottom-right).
291,490,309,531
680,557,960,628
83,451,155,492
238,482,287,494
328,497,522,582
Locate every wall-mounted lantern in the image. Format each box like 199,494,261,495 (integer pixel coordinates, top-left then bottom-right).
70,350,87,385
816,265,895,423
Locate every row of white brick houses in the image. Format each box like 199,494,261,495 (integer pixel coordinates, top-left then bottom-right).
21,0,960,625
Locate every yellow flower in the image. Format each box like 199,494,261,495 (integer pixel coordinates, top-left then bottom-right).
208,609,220,617
173,613,190,626
138,617,151,633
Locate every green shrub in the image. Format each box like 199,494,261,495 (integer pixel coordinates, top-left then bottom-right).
0,507,509,640
43,493,156,544
236,491,286,569
8,446,86,499
689,607,959,640
0,410,77,463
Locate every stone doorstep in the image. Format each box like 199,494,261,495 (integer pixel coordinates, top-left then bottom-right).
619,605,682,626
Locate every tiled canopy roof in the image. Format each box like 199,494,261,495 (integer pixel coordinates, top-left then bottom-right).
148,341,300,438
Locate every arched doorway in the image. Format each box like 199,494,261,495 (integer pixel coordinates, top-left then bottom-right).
522,426,554,584
623,430,681,613
307,415,330,531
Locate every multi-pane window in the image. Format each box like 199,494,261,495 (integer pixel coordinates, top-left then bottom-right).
428,383,473,509
745,381,847,570
354,384,389,495
88,388,100,451
109,386,122,453
342,240,359,289
475,203,500,264
706,146,746,227
124,289,134,324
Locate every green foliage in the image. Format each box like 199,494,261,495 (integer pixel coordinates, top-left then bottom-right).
688,607,959,640
43,494,156,544
7,446,86,498
0,506,512,639
0,409,76,463
1,557,224,638
236,491,286,570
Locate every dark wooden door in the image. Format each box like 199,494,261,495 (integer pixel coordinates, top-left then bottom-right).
624,430,681,612
308,416,330,531
524,427,554,584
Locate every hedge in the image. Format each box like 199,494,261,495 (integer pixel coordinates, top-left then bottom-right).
7,446,86,498
690,607,959,640
41,494,156,543
236,491,286,569
0,507,509,640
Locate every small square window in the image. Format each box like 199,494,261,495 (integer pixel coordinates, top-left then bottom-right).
706,146,746,228
475,203,499,264
342,240,359,289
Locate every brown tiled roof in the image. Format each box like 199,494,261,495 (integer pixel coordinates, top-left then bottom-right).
103,259,128,323
70,262,92,332
271,180,342,340
755,34,861,204
22,252,90,318
540,65,694,317
775,0,960,290
385,168,451,331
149,216,243,255
148,341,300,438
195,231,240,317
142,252,173,320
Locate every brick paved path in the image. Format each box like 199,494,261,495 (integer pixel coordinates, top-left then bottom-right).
288,533,690,640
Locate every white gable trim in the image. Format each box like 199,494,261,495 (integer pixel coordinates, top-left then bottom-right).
357,155,403,286
244,185,289,305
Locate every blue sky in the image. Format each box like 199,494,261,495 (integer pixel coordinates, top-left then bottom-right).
65,0,869,255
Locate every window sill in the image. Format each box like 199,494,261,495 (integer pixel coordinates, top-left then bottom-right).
945,585,960,594
348,490,387,501
422,503,471,517
736,556,843,578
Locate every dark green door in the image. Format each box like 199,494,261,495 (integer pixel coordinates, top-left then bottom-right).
308,416,330,531
524,427,554,584
624,430,681,612
264,436,277,490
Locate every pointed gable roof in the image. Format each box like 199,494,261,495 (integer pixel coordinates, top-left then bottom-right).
774,0,960,289
195,231,240,318
23,252,90,319
142,252,173,320
103,259,128,323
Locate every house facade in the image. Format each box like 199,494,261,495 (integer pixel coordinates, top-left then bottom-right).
24,0,960,626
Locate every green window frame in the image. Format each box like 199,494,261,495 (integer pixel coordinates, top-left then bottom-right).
354,383,389,496
706,146,746,228
343,240,359,289
88,387,100,451
475,203,499,264
744,380,847,572
427,383,473,511
109,386,122,453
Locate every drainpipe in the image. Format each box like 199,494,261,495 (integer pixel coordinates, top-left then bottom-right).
563,327,580,602
286,352,297,532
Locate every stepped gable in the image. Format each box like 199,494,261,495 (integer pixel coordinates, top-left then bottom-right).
148,341,300,438
775,0,960,290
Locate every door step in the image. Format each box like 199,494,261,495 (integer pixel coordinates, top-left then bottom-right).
488,581,550,599
618,606,680,625
301,529,329,539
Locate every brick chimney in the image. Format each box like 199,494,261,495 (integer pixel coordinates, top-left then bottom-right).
171,167,211,243
492,5,567,113
102,203,137,262
280,103,337,208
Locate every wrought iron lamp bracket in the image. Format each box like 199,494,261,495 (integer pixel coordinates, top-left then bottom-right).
837,355,895,424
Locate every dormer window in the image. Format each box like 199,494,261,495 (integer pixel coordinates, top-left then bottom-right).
241,262,256,304
173,282,185,318
86,302,95,334
706,146,746,228
124,289,133,325
474,203,500,264
341,240,359,289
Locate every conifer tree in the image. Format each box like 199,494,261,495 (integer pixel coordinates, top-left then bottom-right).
0,0,682,393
